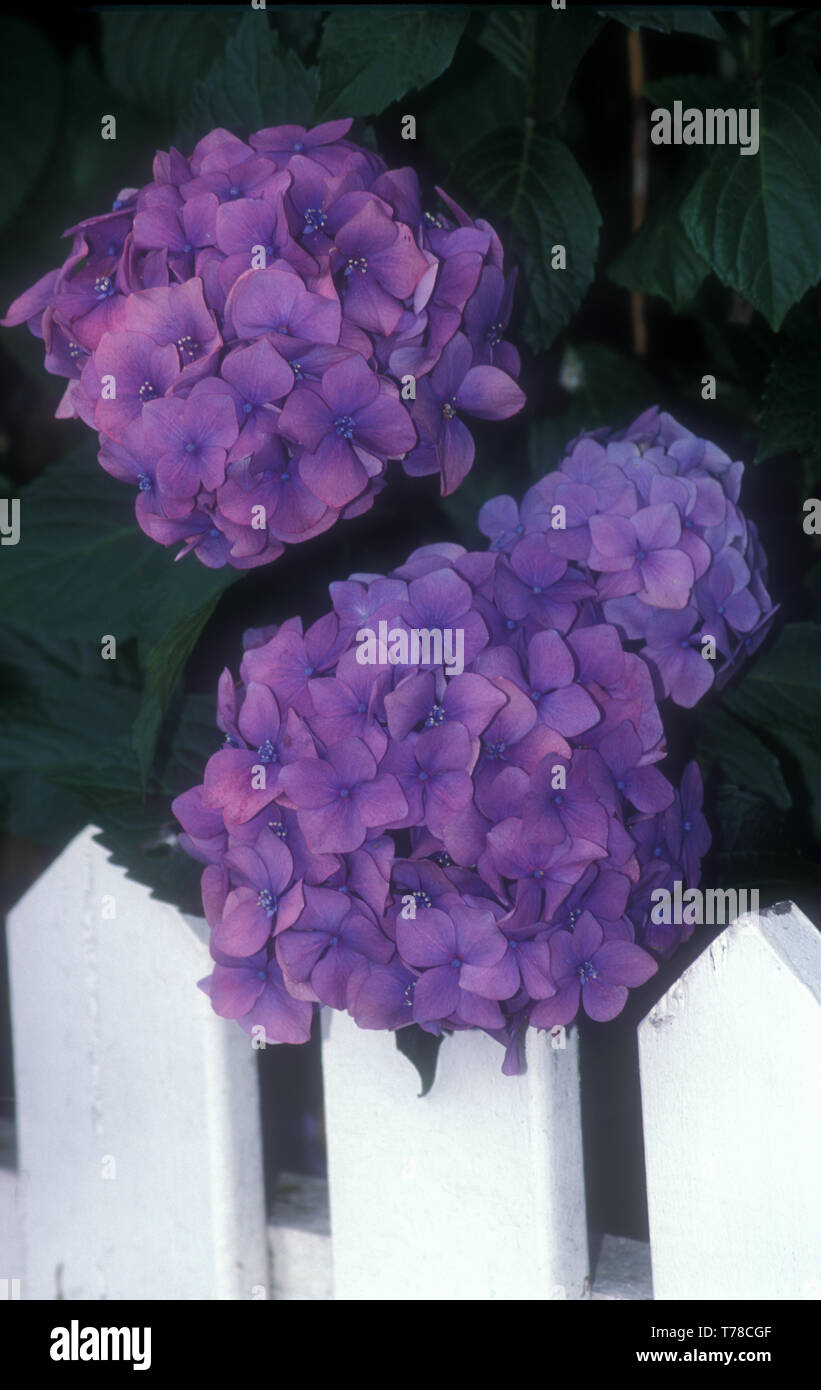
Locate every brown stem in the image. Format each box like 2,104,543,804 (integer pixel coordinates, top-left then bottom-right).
628,27,648,358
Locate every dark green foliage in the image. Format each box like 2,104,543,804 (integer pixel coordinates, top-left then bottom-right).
0,4,819,935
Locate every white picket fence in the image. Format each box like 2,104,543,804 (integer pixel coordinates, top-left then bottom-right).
1,825,820,1301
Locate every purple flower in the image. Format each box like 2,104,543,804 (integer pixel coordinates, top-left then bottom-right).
278,354,416,506
530,912,657,1025
404,333,525,494
588,503,694,608
396,901,508,1026
278,737,408,853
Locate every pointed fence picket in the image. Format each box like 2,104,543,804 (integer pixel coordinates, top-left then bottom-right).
638,901,821,1301
0,826,818,1300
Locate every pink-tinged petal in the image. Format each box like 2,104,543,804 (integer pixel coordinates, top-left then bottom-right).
298,798,365,853
530,981,581,1028
633,502,681,552
277,757,336,809
213,887,271,956
355,394,417,458
243,974,314,1043
321,353,379,415
457,365,525,420
439,415,475,495
588,513,636,567
460,949,520,1000
638,548,694,608
595,940,658,988
396,907,454,967
210,964,265,1018
412,965,460,1022
353,772,408,828
300,435,370,507
582,979,629,1022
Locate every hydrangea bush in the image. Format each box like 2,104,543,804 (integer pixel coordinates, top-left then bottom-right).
2,120,524,568
173,407,776,1073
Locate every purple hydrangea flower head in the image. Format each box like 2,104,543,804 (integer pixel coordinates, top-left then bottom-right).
3,122,525,567
176,408,774,1071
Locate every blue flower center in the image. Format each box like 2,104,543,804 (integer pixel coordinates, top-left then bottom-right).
185,442,197,454
577,960,597,983
717,604,725,614
413,890,432,909
268,821,288,838
256,969,267,981
339,787,351,798
257,889,277,918
532,868,545,880
616,779,625,790
484,740,507,760
683,819,692,831
680,639,690,649
68,341,85,361
425,703,446,727
137,474,152,492
138,379,158,402
417,769,429,782
635,549,646,561
653,846,663,857
182,243,192,253
106,243,118,257
450,956,461,969
243,402,253,415
257,739,278,764
553,793,564,805
505,619,517,631
280,471,290,482
424,211,443,229
94,275,115,299
228,185,240,197
487,321,503,346
432,850,452,867
344,256,368,276
442,399,457,420
334,415,356,440
292,363,303,379
303,208,327,233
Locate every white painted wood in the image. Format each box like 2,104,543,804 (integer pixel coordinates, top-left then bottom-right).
591,1235,652,1300
269,1173,332,1300
321,1010,589,1300
6,826,268,1300
639,901,821,1301
0,1116,23,1299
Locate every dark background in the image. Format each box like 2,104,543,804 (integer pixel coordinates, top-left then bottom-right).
1,2,820,1246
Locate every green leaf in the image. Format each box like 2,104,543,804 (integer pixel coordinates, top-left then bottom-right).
479,9,603,121
0,446,238,646
681,59,821,331
182,13,318,138
599,7,726,40
772,732,821,840
317,6,468,119
0,17,61,234
100,7,233,122
723,623,821,741
756,342,821,463
395,1024,445,1097
460,129,600,352
424,61,524,165
696,707,791,809
132,594,223,788
609,164,709,312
